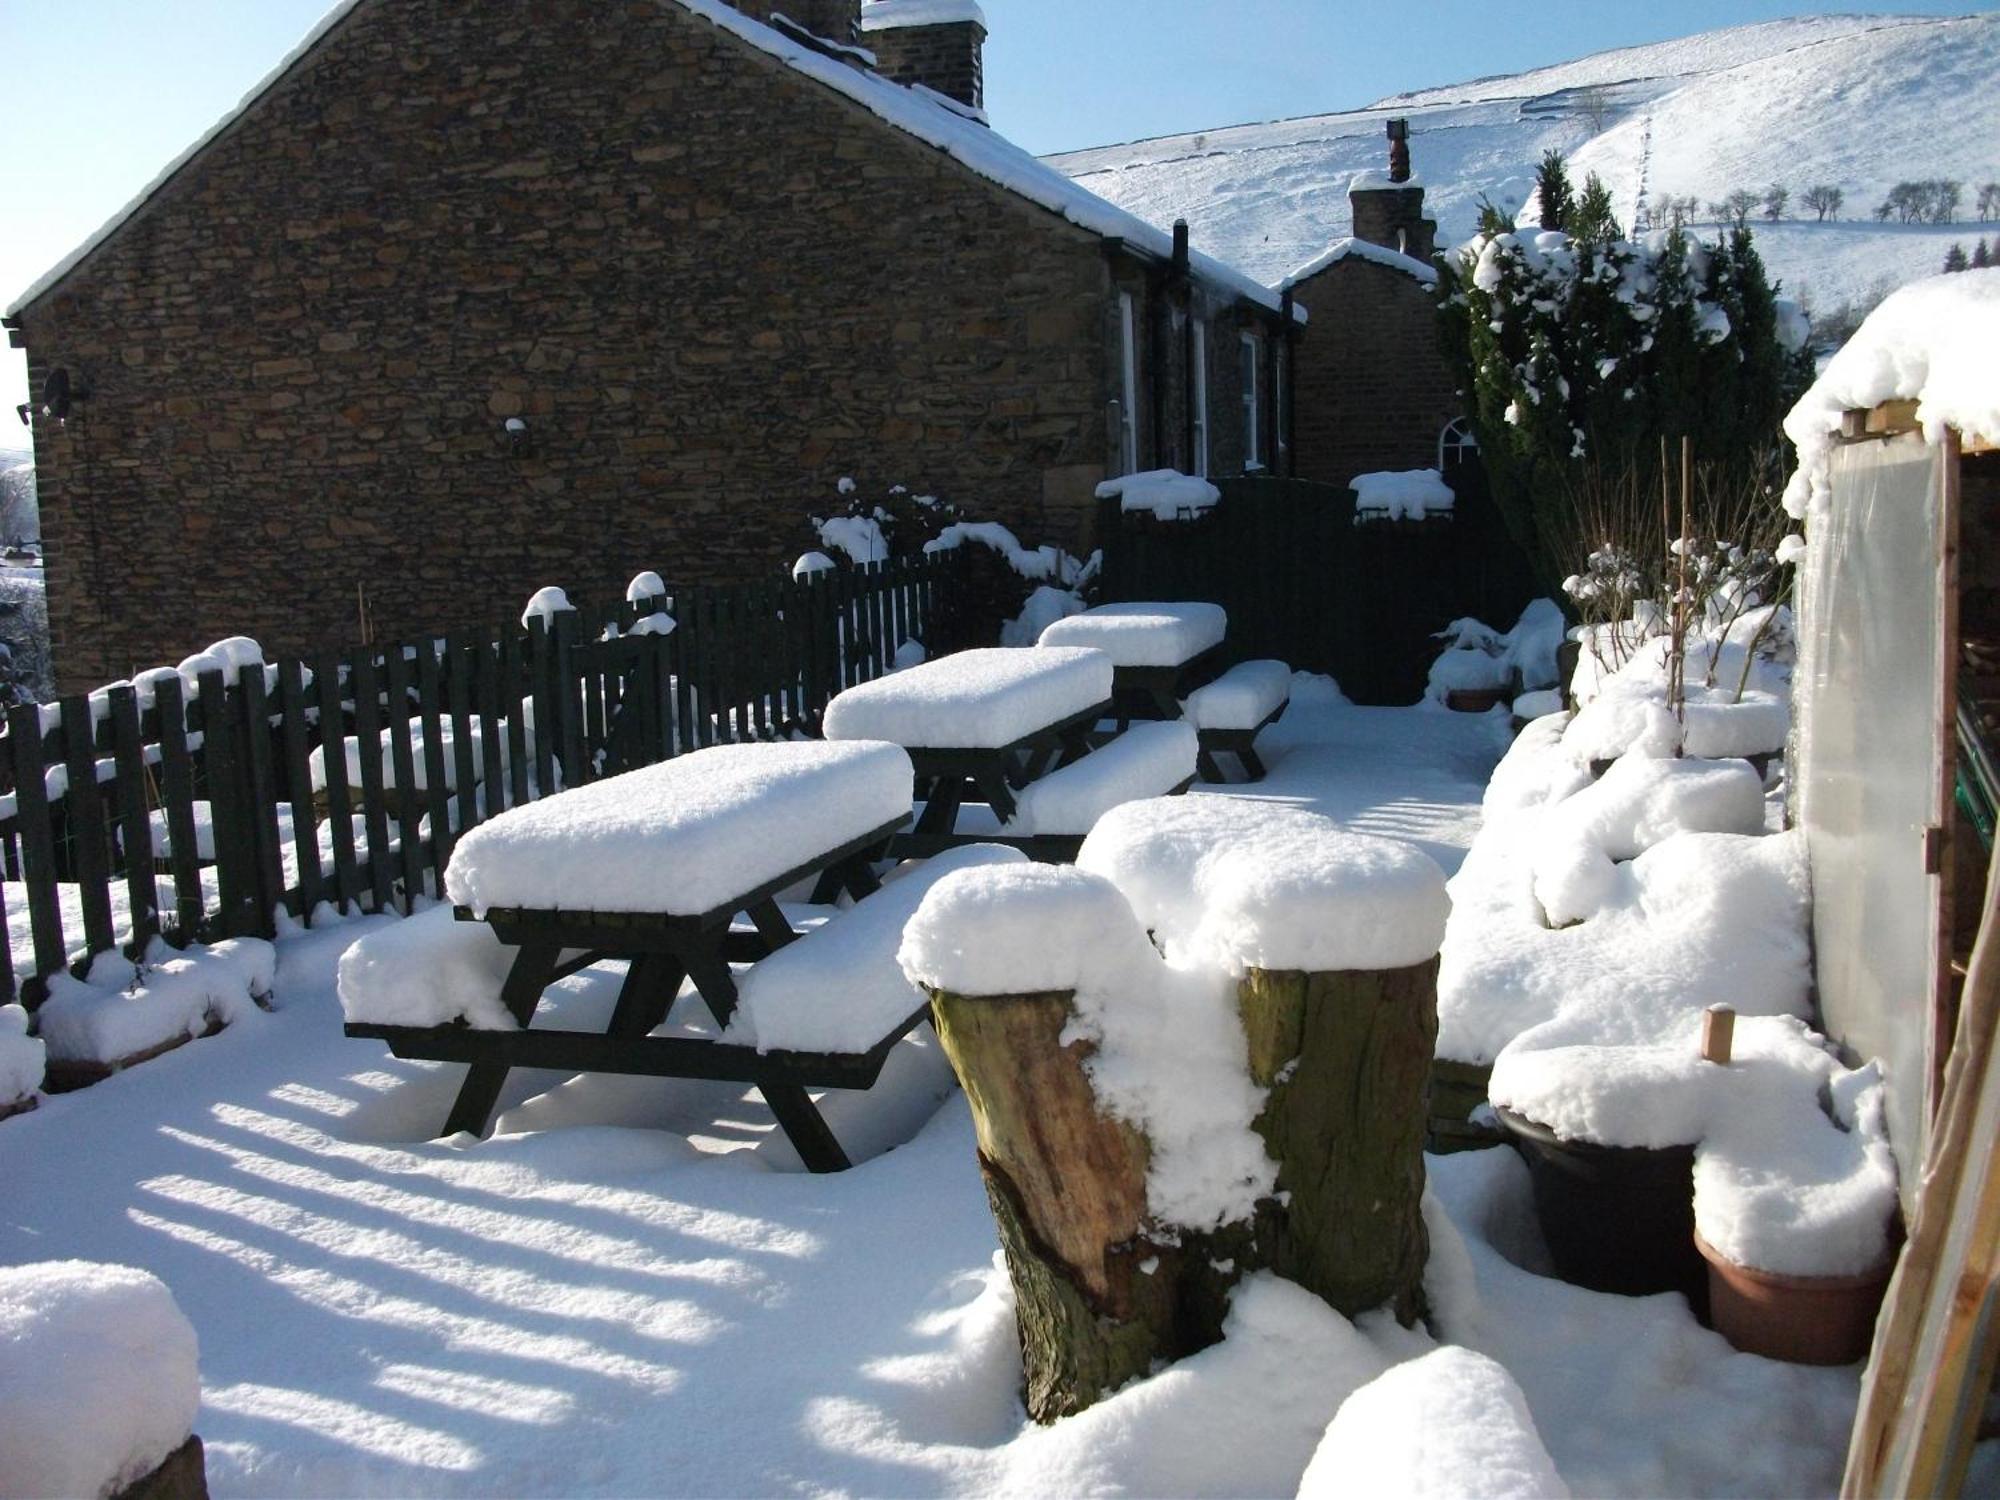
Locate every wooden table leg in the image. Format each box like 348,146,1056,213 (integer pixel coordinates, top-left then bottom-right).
442,938,559,1138
685,933,851,1173
972,765,1018,824
608,952,688,1039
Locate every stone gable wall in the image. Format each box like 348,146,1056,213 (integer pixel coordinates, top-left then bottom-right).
16,0,1114,690
1287,258,1459,492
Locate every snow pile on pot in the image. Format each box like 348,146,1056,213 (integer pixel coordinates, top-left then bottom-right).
0,1261,201,1500
1492,1011,1898,1277
35,937,273,1066
1425,599,1567,705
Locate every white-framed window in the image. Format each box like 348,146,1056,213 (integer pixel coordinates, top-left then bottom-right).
1439,416,1479,470
1240,332,1263,470
1118,292,1139,475
1191,320,1211,478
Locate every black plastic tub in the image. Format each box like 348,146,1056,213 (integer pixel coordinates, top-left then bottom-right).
1496,1106,1708,1314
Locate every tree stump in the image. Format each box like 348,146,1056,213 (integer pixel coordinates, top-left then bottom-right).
930,987,1254,1423
1239,958,1438,1325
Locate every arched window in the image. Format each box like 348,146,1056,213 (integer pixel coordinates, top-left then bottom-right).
1438,416,1479,471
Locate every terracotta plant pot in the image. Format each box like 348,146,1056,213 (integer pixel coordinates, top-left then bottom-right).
1497,1107,1707,1310
1694,1233,1893,1365
1445,686,1509,714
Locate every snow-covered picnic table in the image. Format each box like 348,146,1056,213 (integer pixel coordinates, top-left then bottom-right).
1038,602,1229,721
341,740,917,1171
821,647,1195,859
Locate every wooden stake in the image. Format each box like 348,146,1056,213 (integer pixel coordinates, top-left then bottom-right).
1701,1004,1736,1065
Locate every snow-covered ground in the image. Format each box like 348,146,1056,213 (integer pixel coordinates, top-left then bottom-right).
1,695,1860,1496
1047,13,1999,321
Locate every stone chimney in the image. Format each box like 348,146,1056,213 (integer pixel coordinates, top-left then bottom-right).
860,0,988,114
726,0,862,46
1349,118,1437,262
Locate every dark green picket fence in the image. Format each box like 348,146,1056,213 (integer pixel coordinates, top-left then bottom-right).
0,552,963,1006
1095,471,1538,704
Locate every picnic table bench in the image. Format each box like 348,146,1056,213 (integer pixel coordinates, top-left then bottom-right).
1038,602,1229,724
341,740,920,1172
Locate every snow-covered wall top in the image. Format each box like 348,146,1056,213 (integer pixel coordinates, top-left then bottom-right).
860,0,986,32
8,0,1286,320
1784,267,2000,518
1282,238,1438,291
1046,14,1996,312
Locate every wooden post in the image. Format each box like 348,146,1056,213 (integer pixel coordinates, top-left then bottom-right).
1701,1004,1736,1065
929,986,1255,1424
1237,958,1438,1325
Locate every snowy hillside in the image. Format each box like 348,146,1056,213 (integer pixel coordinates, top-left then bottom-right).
1048,13,1998,321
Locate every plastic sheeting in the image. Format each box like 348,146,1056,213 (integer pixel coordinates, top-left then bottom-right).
1794,432,1947,1208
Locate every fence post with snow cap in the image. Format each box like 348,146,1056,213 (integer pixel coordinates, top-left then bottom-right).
900,862,1271,1424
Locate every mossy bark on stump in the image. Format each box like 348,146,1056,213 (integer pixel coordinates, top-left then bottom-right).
1239,957,1439,1326
930,987,1252,1424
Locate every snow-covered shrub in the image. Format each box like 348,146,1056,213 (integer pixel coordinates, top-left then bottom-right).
1437,206,1814,596
804,477,1098,650
1425,601,1567,704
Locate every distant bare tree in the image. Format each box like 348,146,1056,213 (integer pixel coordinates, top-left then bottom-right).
1710,189,1759,232
1762,184,1790,222
1980,183,2000,221
1800,184,1845,221
1574,85,1612,134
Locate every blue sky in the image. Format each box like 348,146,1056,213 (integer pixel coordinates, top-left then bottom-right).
1,2,1988,417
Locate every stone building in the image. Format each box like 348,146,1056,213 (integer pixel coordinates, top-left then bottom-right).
4,0,1293,691
1281,130,1468,492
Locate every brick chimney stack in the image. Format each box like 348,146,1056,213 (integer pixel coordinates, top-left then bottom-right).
861,0,989,115
1349,118,1437,262
726,1,862,46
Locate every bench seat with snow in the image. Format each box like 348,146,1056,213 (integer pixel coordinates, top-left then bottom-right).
992,720,1198,861
1181,659,1291,782
1037,602,1228,724
822,647,1113,856
341,740,918,1172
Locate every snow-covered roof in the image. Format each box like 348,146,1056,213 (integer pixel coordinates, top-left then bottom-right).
7,0,1290,321
1282,237,1436,291
1783,267,2000,518
860,0,986,32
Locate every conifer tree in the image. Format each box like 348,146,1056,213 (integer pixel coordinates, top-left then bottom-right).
1974,239,1993,270
1944,243,1970,273
1535,151,1574,232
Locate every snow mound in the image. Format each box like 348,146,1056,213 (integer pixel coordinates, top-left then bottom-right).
1491,1013,1899,1277
36,938,273,1065
1078,795,1449,973
0,1262,200,1500
0,1003,43,1105
1301,1346,1569,1500
339,904,524,1032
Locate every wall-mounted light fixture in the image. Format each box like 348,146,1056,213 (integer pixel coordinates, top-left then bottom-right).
504,416,532,459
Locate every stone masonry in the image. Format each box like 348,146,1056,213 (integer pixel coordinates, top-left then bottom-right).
866,20,986,111
12,0,1137,691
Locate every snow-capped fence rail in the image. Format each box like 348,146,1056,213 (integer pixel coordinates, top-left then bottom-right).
0,552,961,1016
